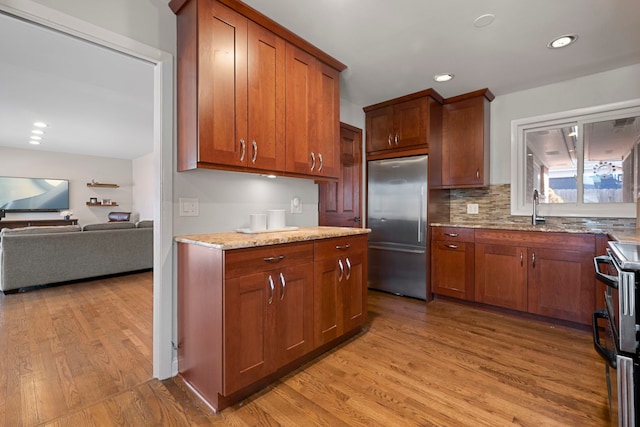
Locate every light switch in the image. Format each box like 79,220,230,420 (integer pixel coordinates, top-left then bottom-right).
179,197,199,217
467,203,479,214
291,196,302,214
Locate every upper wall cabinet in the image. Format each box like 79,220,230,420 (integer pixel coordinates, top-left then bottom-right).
170,0,345,179
440,89,494,188
364,89,443,156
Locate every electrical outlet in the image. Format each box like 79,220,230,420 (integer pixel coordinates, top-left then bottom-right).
291,196,302,214
179,197,199,217
467,203,479,214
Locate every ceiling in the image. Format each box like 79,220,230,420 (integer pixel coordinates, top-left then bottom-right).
1,1,640,160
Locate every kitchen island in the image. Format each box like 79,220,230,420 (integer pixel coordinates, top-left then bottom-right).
175,226,370,411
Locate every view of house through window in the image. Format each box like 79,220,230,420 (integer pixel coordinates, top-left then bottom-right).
522,112,640,210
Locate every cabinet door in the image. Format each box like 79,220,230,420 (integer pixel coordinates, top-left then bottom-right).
475,243,527,311
275,264,315,366
394,97,427,148
285,43,316,175
315,61,340,178
247,21,285,171
223,272,275,395
313,257,343,346
342,251,367,333
432,240,475,301
527,248,595,324
442,96,488,187
366,106,393,153
199,3,248,167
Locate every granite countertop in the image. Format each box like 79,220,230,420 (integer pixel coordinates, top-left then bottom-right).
175,226,371,250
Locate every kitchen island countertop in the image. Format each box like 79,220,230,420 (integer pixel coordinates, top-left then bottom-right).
175,226,371,250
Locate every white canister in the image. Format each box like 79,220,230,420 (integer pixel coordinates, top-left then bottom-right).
249,213,267,232
267,209,286,230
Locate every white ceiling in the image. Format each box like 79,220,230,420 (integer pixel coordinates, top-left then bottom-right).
1,1,640,160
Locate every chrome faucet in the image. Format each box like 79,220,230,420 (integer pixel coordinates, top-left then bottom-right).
532,189,545,225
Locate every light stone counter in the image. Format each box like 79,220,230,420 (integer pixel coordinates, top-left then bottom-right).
175,226,371,250
430,222,609,235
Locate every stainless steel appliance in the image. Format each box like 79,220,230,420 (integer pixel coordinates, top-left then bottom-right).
367,155,427,300
594,242,640,426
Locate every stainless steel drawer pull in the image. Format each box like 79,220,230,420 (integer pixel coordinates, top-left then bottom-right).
338,259,344,282
446,244,458,249
263,255,285,262
336,244,351,250
251,140,258,164
310,152,316,171
445,233,459,237
345,257,352,280
279,272,286,301
318,153,323,172
240,139,246,162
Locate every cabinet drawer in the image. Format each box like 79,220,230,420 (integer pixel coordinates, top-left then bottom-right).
225,242,313,279
314,235,367,260
432,227,474,243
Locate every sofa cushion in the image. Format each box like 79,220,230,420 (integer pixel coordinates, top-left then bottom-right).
1,225,81,236
136,220,153,228
83,222,136,231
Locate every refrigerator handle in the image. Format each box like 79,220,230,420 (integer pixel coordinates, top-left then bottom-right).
417,185,424,243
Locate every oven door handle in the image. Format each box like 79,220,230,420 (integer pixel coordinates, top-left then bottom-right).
592,309,617,369
594,255,618,289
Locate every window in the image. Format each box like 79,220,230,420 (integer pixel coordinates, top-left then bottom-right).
511,100,640,218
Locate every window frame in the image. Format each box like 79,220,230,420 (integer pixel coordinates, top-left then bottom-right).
511,98,640,219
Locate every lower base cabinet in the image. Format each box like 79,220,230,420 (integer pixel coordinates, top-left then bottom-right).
177,234,367,411
432,227,598,325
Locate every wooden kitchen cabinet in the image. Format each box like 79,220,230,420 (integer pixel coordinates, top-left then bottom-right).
176,231,368,411
171,0,344,178
441,89,494,188
364,89,443,155
474,229,596,324
313,235,368,346
431,227,475,301
284,44,340,179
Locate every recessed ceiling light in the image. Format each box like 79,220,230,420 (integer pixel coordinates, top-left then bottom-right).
547,34,578,49
474,14,495,28
32,129,44,135
434,73,454,83
33,121,48,128
30,135,42,141
29,140,41,145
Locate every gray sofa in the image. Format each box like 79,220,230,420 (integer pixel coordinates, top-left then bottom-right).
0,221,153,293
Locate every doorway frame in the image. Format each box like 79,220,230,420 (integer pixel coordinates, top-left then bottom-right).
0,0,175,379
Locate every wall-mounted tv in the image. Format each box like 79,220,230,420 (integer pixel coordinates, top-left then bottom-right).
0,176,70,212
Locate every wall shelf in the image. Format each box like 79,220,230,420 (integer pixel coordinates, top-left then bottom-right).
86,182,119,188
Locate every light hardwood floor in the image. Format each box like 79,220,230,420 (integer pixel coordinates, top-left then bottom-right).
0,272,611,426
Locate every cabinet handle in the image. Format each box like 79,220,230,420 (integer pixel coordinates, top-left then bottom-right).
335,244,351,250
394,133,399,145
445,244,458,249
445,233,459,237
345,257,352,280
520,251,523,266
532,252,536,267
268,275,275,304
476,169,480,179
240,139,246,162
310,152,316,171
318,153,323,172
279,272,286,301
387,134,392,146
263,255,285,263
338,259,344,282
251,140,258,164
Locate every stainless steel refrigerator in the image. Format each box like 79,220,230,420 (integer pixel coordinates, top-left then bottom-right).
367,155,427,300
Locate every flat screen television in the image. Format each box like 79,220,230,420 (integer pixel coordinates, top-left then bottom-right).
0,176,70,212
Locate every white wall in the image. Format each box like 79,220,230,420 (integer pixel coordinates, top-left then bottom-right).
490,63,640,184
0,146,133,225
132,152,154,221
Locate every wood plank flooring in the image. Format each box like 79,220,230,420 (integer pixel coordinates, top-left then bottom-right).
0,273,611,426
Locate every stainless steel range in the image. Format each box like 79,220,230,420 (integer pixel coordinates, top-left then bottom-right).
594,241,640,427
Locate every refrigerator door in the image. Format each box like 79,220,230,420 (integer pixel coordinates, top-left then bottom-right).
367,155,427,299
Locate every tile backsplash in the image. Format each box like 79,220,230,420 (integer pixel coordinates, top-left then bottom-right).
449,184,634,229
